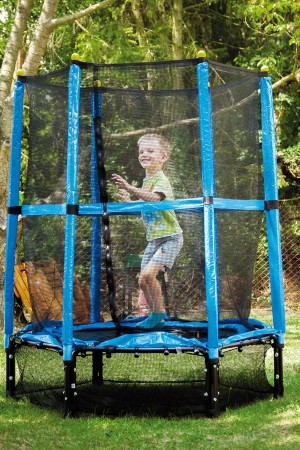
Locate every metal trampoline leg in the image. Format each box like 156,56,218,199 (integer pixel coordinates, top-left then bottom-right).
273,342,284,398
92,351,103,384
6,344,16,397
64,359,77,417
205,358,220,418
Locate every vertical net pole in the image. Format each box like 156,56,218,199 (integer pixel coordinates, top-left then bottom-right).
260,71,285,341
62,62,81,361
4,76,25,349
92,83,118,326
197,60,219,360
90,83,102,323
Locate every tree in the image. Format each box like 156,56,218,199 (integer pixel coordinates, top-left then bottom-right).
0,0,118,323
0,0,299,323
0,0,187,322
236,0,300,197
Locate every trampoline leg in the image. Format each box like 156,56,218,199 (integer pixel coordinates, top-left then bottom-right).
64,359,77,417
205,358,220,418
273,342,284,398
6,345,16,397
92,351,103,384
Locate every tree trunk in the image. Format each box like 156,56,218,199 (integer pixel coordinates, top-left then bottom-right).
0,0,33,118
0,0,60,326
131,0,154,61
23,0,60,75
171,0,184,89
172,0,183,60
0,0,34,325
0,0,119,324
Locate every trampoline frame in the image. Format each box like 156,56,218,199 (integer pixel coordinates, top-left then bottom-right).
4,57,285,417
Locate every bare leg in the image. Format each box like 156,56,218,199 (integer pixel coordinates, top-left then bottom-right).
139,262,165,313
137,262,167,329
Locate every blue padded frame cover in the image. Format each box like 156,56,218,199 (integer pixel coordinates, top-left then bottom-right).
4,79,25,349
62,63,81,361
197,61,219,359
260,76,285,342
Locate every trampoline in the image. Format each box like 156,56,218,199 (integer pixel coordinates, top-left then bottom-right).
4,54,285,417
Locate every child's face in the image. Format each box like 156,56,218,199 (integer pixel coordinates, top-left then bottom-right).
138,139,168,175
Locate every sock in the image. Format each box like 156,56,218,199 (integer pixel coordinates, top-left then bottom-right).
137,311,167,330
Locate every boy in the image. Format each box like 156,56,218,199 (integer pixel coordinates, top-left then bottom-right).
112,134,183,330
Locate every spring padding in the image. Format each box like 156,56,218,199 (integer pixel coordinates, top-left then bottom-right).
103,227,111,242
102,212,109,225
93,94,119,327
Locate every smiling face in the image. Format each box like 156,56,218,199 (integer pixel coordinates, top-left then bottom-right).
137,135,170,177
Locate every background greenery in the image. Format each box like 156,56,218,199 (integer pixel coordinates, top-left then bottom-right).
0,0,299,194
0,3,299,448
0,2,299,301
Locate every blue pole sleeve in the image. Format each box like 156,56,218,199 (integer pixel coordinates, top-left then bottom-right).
90,90,102,322
197,62,219,359
260,76,285,336
62,64,81,360
197,63,215,197
4,80,25,349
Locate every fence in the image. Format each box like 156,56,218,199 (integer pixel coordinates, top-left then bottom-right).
253,199,300,307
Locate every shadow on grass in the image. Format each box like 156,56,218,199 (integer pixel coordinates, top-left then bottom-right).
14,381,273,418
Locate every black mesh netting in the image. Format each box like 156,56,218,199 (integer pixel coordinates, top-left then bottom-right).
14,344,273,416
22,59,262,326
13,59,274,415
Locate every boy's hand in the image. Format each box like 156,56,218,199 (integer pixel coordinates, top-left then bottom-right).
111,173,131,192
112,173,162,202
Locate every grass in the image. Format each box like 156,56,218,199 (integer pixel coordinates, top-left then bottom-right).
0,311,299,450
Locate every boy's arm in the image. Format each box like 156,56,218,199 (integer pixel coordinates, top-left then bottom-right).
112,173,164,202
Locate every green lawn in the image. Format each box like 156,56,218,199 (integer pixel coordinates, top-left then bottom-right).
0,311,299,450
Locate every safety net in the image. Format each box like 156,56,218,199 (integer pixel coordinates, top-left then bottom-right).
21,58,263,334
8,57,284,417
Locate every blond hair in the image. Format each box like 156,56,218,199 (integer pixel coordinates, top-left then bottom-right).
137,134,172,156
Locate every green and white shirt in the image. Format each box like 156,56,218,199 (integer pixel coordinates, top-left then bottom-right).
142,171,182,241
